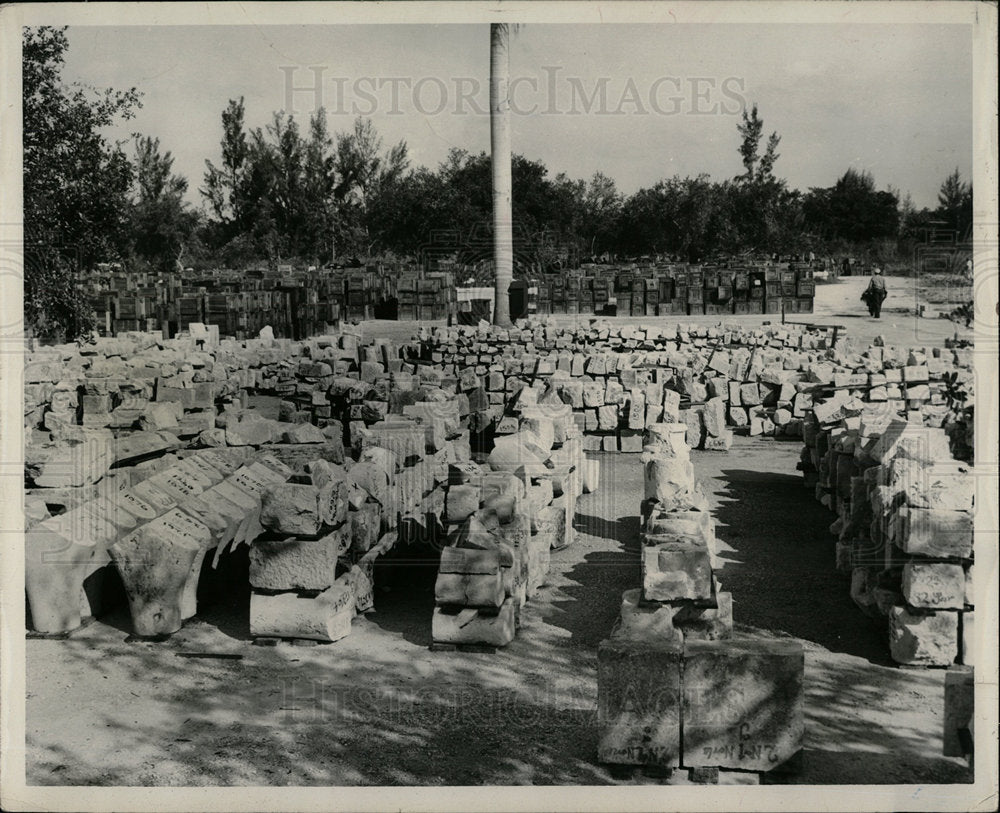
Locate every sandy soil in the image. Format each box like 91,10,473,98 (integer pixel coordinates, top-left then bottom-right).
24,438,973,787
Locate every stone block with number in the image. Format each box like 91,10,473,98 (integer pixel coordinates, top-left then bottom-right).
682,638,804,771
597,636,683,766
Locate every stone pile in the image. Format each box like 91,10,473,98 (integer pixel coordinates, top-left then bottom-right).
797,333,976,667
597,422,804,780
431,405,599,647
417,320,856,452
23,325,473,636
801,408,975,667
25,447,292,635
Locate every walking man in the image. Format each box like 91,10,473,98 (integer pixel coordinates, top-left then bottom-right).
862,268,888,318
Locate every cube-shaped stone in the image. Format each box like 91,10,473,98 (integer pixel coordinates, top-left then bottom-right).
889,607,958,666
432,598,516,646
597,636,683,766
901,562,966,610
642,543,713,602
682,638,804,771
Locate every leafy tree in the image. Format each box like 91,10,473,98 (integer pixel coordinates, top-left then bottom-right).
736,103,780,183
803,168,899,244
936,168,973,238
202,97,249,230
131,136,197,273
23,26,141,340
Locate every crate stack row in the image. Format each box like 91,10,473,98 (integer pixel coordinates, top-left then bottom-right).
521,263,817,318
396,274,460,321
597,421,804,782
797,342,976,667
432,406,600,647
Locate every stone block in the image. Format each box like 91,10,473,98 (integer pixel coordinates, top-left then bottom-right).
894,507,973,559
249,582,354,642
581,458,600,494
260,484,321,536
431,598,516,646
642,543,714,602
249,530,347,591
682,638,804,771
27,437,113,488
702,397,727,437
597,636,683,766
597,405,619,431
446,483,481,523
943,666,974,757
901,562,966,610
614,588,683,645
642,455,695,508
109,510,210,636
889,607,959,666
434,569,504,608
672,592,733,640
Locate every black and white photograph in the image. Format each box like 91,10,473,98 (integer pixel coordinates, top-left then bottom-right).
1,2,997,811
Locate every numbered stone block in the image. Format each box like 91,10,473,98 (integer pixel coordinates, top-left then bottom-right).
110,510,212,636
597,636,683,767
682,638,804,771
250,582,354,642
901,562,966,610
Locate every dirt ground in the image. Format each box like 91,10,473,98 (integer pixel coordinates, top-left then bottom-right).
24,437,973,787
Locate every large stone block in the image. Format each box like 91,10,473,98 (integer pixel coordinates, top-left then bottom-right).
672,592,733,640
597,636,683,766
893,507,973,559
434,569,504,608
249,582,354,642
682,638,804,771
642,455,695,509
25,528,107,634
260,484,321,536
109,510,211,636
943,666,974,757
642,543,714,602
27,438,113,488
901,562,966,610
614,588,683,645
889,607,958,666
431,598,516,646
249,529,348,591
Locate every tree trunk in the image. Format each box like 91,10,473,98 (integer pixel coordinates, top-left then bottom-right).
490,23,514,327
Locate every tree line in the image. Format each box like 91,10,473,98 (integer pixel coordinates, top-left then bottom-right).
23,26,973,339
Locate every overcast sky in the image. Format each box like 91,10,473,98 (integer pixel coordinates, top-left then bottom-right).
59,23,973,210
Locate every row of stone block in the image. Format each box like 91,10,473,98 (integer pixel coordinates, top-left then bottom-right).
801,400,975,667
431,409,598,646
599,421,802,773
